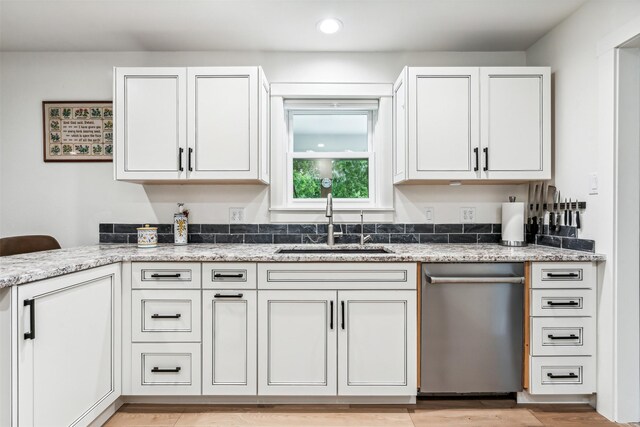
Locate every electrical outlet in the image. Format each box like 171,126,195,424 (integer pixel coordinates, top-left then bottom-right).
425,207,434,223
229,207,246,224
460,207,476,223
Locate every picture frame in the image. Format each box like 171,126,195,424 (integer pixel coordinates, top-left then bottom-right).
42,100,113,162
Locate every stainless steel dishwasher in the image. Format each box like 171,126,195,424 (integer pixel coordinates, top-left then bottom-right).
421,263,524,394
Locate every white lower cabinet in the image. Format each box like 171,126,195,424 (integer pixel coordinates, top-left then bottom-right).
258,290,337,396
257,288,417,397
338,291,417,396
131,343,201,395
528,262,597,395
203,290,257,395
17,264,121,427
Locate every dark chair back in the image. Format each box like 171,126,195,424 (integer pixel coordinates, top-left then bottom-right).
0,235,61,257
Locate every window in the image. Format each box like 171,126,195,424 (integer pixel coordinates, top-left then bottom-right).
286,101,377,206
291,113,370,199
269,83,393,222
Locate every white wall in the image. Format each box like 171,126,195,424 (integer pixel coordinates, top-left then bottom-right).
527,0,640,422
0,50,526,247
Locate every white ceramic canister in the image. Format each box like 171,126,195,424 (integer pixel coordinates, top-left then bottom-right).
137,224,158,248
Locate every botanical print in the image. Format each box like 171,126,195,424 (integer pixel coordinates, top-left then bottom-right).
74,144,90,155
74,108,89,118
43,101,113,162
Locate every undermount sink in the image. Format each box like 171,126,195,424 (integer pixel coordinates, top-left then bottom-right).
276,247,392,254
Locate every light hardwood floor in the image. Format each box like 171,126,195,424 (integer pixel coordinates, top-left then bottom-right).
104,400,633,427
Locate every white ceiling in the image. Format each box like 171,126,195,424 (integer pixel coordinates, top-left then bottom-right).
0,0,587,52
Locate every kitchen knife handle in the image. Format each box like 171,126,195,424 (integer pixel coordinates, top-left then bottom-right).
576,210,581,229
564,209,568,225
473,147,479,172
482,147,488,171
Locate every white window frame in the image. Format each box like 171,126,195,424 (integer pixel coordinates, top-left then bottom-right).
286,108,376,208
269,83,394,223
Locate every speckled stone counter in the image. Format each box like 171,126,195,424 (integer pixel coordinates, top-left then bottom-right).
0,243,605,288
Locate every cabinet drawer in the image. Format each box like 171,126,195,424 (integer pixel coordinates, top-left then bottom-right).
531,262,596,289
132,290,201,342
203,263,257,289
531,317,595,356
132,262,201,289
529,356,595,394
531,288,595,317
258,263,417,290
131,343,201,395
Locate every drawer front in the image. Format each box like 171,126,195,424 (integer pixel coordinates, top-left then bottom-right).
531,262,596,289
132,290,201,342
258,263,418,290
131,343,201,395
203,263,257,289
531,288,595,317
132,262,201,289
531,317,595,356
529,356,595,394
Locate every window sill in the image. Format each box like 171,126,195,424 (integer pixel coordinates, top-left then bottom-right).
269,207,394,223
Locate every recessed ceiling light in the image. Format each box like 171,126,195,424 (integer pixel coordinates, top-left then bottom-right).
317,143,325,148
317,18,343,35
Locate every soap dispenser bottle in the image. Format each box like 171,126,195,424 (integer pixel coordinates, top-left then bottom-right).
174,203,189,245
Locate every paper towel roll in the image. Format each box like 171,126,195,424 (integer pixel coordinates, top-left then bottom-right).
501,202,525,245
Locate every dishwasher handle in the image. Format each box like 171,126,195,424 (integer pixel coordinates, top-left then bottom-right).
426,276,525,285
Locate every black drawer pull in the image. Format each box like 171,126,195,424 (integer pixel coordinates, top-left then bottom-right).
330,301,334,330
151,314,182,319
547,372,578,379
151,273,181,278
24,299,35,340
214,273,244,278
214,293,244,298
546,272,579,278
151,366,181,373
547,301,579,306
473,147,479,172
548,334,579,340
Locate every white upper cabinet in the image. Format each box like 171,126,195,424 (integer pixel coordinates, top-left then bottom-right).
481,67,551,180
114,68,187,181
393,66,550,183
114,66,269,183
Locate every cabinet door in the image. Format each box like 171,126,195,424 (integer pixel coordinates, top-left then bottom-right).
258,290,337,395
18,264,121,427
203,290,257,395
480,67,551,180
115,67,187,181
187,67,259,180
407,67,480,180
338,290,416,396
393,67,408,183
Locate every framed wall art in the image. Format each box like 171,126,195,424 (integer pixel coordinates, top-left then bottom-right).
43,101,113,162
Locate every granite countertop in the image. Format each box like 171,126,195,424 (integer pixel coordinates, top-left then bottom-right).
0,243,605,288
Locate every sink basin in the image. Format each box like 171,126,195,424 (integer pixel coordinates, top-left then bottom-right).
276,247,392,254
